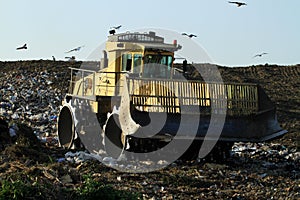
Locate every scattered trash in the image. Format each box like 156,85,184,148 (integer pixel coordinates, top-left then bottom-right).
57,158,65,163
102,156,117,166
157,160,169,165
259,173,268,178
8,124,17,137
0,62,69,145
65,151,102,163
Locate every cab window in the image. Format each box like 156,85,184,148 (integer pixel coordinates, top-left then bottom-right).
122,54,132,71
143,54,173,78
133,54,142,73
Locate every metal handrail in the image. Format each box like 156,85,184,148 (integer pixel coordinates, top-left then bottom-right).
127,77,259,115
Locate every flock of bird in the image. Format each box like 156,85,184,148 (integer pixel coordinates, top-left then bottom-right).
16,43,84,61
227,1,268,58
15,27,123,60
181,1,268,59
15,2,267,60
180,1,247,39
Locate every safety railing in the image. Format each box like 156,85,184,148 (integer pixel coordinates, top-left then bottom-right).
127,78,259,116
68,68,127,98
69,68,97,97
67,69,259,116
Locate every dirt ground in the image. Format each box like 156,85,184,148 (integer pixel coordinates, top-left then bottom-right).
0,61,299,199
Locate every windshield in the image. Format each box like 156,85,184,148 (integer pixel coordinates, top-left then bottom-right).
143,54,173,78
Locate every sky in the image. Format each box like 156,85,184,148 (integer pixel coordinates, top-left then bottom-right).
0,0,299,67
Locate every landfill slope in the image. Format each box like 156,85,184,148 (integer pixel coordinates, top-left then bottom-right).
219,64,300,149
0,60,299,199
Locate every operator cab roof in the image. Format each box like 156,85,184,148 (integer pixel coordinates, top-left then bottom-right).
107,31,181,52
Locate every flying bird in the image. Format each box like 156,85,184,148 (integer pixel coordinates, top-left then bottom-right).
110,25,122,30
65,45,84,53
182,33,197,38
228,1,247,7
253,52,268,58
16,44,27,50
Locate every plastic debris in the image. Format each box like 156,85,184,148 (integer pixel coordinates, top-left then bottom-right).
0,63,66,144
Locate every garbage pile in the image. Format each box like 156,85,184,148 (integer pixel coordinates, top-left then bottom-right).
0,61,75,144
232,142,299,169
60,150,171,172
0,61,299,199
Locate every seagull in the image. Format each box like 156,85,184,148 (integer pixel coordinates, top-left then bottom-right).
65,56,76,61
65,45,84,53
16,44,27,50
253,52,268,58
110,25,122,30
65,56,75,59
228,1,247,7
182,33,197,38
